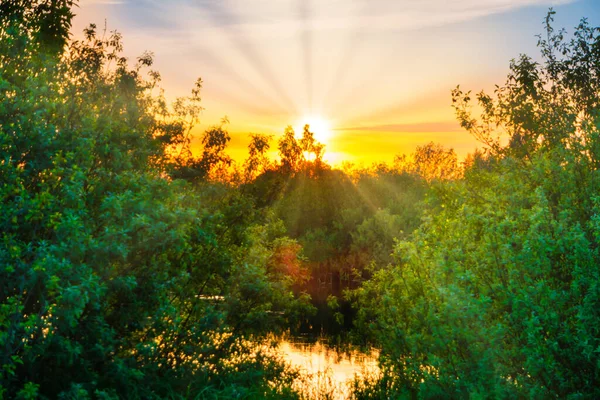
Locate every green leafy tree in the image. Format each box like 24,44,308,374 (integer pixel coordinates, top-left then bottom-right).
0,3,308,398
353,11,600,398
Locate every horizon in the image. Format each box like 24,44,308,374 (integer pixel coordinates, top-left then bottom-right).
73,0,600,166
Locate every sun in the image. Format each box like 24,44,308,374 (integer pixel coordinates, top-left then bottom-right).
294,116,333,145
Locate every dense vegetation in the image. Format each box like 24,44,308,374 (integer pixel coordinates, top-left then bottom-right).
0,2,308,398
1,1,599,398
352,11,600,399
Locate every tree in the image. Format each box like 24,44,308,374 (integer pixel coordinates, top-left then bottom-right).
0,5,307,398
354,11,600,398
169,116,234,183
244,133,273,183
393,142,460,181
277,124,325,175
299,124,324,164
277,125,302,173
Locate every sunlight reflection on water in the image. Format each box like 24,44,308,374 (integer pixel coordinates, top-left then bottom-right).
279,338,380,399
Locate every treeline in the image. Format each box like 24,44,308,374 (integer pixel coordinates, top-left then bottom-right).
2,1,600,399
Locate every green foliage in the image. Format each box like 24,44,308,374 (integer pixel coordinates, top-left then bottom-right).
354,11,600,398
0,3,309,398
351,209,405,268
8,2,599,398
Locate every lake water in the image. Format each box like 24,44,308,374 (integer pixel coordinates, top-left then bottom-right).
278,336,380,399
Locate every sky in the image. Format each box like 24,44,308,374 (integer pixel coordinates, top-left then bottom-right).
72,0,600,165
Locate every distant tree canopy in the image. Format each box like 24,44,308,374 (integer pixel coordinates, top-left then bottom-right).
394,141,461,182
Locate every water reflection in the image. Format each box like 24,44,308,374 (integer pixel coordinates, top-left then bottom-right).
279,336,379,399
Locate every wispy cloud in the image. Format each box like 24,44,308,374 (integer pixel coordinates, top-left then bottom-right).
75,0,581,132
105,0,576,34
72,0,593,161
340,121,462,133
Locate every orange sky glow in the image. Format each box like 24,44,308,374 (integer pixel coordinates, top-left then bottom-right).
73,0,599,166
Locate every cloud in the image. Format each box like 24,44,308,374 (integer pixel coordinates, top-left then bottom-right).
74,0,581,124
106,0,577,34
340,121,463,133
